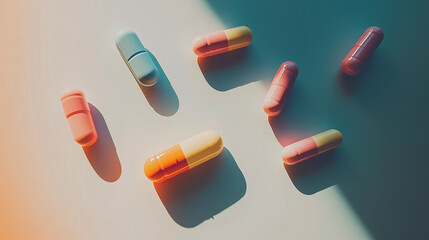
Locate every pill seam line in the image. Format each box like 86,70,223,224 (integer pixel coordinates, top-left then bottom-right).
273,68,289,87
127,50,146,62
66,109,90,118
60,93,83,101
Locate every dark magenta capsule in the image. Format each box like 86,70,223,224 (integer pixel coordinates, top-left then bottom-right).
341,26,384,76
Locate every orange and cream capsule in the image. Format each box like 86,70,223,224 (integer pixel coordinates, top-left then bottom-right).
144,131,223,182
282,129,342,165
192,26,253,58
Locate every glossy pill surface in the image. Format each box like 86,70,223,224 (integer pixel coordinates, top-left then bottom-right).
144,131,223,182
341,26,384,76
263,61,299,116
282,129,342,165
115,30,158,86
61,89,97,147
193,26,252,58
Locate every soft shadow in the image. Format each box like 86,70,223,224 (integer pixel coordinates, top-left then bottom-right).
83,103,121,182
269,114,306,147
338,55,378,95
338,71,362,95
284,149,347,195
198,47,269,91
154,147,246,228
267,85,312,148
139,50,179,116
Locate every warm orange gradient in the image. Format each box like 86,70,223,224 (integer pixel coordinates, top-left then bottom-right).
0,1,70,239
1,1,38,239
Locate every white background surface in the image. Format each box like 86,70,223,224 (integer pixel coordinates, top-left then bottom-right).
2,0,429,239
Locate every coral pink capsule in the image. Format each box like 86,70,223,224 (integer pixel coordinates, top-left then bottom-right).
263,61,299,116
341,26,384,76
193,26,252,58
282,129,342,165
61,89,97,147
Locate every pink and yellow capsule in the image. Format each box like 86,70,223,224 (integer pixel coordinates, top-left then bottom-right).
263,61,299,116
192,26,253,58
282,129,342,165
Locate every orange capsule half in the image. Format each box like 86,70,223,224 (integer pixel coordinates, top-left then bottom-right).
144,131,223,182
192,26,253,58
60,89,97,147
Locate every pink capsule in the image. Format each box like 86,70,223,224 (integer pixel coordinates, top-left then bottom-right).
61,89,97,147
341,26,384,76
263,61,299,116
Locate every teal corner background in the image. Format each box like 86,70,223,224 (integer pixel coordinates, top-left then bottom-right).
204,0,429,238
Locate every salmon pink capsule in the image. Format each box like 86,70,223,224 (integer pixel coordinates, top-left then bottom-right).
61,89,97,147
341,26,384,76
263,61,299,116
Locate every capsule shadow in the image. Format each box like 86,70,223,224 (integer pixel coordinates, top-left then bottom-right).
153,147,246,228
337,55,379,95
338,70,362,95
197,47,268,91
139,50,179,116
283,148,347,195
83,103,121,182
267,85,315,147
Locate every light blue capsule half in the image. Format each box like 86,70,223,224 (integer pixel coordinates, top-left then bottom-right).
115,30,158,87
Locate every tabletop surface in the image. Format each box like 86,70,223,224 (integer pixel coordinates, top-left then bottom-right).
1,0,429,239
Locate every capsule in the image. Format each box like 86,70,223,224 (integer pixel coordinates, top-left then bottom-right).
144,131,223,182
263,61,299,116
61,89,97,147
115,30,158,86
193,26,253,58
282,129,342,165
341,26,384,76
